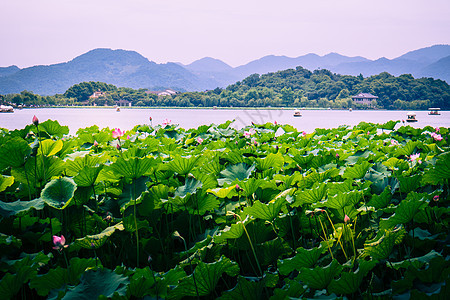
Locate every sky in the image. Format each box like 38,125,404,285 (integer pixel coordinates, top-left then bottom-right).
1,0,449,68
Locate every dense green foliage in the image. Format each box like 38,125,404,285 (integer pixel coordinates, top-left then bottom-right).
2,68,449,109
0,118,449,299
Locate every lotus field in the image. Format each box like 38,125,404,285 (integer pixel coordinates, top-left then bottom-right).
0,117,449,299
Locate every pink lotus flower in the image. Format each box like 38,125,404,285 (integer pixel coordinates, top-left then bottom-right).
32,115,39,126
235,184,242,191
433,195,439,202
431,132,443,141
409,153,420,162
196,137,203,144
302,131,307,137
112,128,124,139
391,139,399,146
274,121,277,125
149,117,153,122
335,153,339,158
52,235,68,251
93,140,99,147
344,215,350,223
244,128,256,138
254,140,258,146
435,127,440,132
126,135,131,140
162,119,171,126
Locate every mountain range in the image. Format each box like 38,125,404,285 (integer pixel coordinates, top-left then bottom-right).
0,45,449,95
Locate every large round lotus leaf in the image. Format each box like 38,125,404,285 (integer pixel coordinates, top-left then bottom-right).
0,137,31,170
41,177,77,210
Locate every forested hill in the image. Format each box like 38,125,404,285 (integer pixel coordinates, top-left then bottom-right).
213,67,449,109
2,67,449,110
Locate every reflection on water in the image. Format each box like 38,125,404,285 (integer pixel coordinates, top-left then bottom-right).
1,108,449,134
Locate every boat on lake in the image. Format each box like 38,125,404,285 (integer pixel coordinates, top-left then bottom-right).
428,108,441,115
116,106,120,112
293,110,302,117
406,112,418,122
0,105,14,113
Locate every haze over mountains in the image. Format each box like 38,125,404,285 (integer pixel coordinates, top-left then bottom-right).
0,45,449,95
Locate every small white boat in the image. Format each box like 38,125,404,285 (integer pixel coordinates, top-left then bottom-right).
406,112,418,122
428,108,440,115
349,108,352,112
293,110,302,117
116,106,120,112
0,105,14,113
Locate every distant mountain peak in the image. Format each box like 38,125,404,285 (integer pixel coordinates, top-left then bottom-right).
185,57,233,73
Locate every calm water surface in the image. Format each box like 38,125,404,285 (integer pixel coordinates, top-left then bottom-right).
1,108,449,134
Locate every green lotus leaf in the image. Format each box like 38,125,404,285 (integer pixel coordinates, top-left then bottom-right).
293,182,327,207
367,186,392,209
297,259,343,290
193,171,218,190
30,258,99,296
379,120,400,130
257,153,284,171
214,222,245,243
128,267,158,298
303,168,339,188
327,180,354,196
328,259,377,294
388,250,442,271
244,197,286,221
73,165,104,187
0,273,22,299
363,227,405,260
271,278,306,299
71,222,124,250
422,152,450,184
382,157,409,172
186,192,220,215
394,140,421,157
0,198,45,217
200,156,223,175
238,178,265,198
218,163,255,186
12,156,65,193
166,155,200,176
322,190,362,210
109,156,156,179
168,256,239,299
398,174,422,194
278,246,325,275
65,153,104,176
379,194,427,230
208,186,238,198
0,175,14,192
39,139,63,157
342,161,372,180
38,119,69,138
61,268,128,300
41,177,77,210
218,276,263,300
174,178,202,199
138,184,170,215
0,137,31,170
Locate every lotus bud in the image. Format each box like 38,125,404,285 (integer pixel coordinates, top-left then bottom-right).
433,195,439,202
344,215,350,223
32,115,39,126
116,144,121,150
52,235,68,251
93,140,99,147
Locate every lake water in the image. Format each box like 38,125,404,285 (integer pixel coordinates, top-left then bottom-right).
0,108,449,134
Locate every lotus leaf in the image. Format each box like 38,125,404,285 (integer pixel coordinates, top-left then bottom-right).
168,256,239,299
61,268,128,299
297,259,343,290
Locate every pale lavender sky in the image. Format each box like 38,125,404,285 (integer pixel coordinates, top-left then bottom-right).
1,0,449,68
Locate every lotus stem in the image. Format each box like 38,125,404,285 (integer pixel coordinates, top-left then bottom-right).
22,164,32,201
242,221,263,277
318,217,334,260
133,179,140,267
